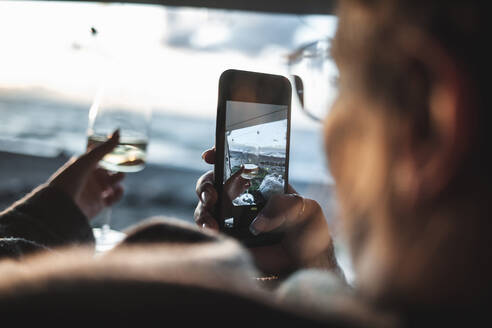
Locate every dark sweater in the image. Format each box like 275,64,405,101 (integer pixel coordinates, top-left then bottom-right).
1,184,472,327
0,185,356,326
0,185,94,259
0,185,341,326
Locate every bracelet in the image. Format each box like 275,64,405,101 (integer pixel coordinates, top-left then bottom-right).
254,274,281,289
254,274,280,281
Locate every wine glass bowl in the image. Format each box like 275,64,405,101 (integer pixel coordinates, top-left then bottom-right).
87,135,147,173
88,89,151,173
241,163,259,180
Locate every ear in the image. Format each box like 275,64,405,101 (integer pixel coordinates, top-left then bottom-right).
394,29,475,206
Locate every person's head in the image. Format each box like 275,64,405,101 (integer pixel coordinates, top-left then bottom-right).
324,0,491,308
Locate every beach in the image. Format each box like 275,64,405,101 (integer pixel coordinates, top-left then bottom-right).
0,91,337,232
0,150,337,232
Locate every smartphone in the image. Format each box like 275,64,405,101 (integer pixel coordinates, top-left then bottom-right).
215,69,292,247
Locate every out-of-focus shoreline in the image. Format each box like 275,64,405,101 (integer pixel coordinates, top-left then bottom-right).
0,150,336,231
0,150,202,230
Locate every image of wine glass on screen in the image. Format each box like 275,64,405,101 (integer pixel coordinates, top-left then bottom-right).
224,101,288,210
87,83,152,253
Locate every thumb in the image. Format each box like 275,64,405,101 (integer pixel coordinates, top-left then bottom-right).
201,147,216,165
82,130,120,167
224,165,245,186
249,194,304,235
230,164,245,180
48,130,120,198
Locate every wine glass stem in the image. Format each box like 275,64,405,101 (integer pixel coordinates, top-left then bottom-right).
100,169,117,239
101,207,112,239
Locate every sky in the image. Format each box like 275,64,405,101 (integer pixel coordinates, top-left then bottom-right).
228,119,287,152
0,1,338,130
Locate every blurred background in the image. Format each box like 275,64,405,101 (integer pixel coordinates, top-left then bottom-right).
0,1,339,233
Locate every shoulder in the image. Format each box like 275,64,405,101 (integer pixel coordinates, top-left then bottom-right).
276,269,350,306
0,237,49,260
276,269,400,327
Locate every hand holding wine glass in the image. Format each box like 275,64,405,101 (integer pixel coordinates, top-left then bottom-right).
87,84,152,252
48,130,125,219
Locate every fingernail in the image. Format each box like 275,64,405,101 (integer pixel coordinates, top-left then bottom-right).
249,215,265,236
201,148,215,161
111,129,120,139
201,191,208,204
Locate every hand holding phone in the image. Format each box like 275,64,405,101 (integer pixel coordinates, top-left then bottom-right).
214,69,292,246
195,148,339,276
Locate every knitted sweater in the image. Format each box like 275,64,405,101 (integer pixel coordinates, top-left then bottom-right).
0,185,94,259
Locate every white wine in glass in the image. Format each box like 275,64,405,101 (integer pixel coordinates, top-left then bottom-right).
87,135,148,173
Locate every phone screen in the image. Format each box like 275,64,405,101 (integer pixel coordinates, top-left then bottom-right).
224,100,289,208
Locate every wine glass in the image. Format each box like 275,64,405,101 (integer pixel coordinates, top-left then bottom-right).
240,145,260,203
87,79,152,253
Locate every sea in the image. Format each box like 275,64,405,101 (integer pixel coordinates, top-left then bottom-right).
0,91,353,280
0,91,333,186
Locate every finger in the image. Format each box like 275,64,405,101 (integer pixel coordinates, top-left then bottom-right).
198,214,219,231
224,165,246,190
249,194,306,236
242,179,251,189
200,187,218,209
195,170,215,198
81,130,120,167
104,184,124,206
287,184,297,194
224,166,250,199
201,147,216,165
93,168,111,188
47,156,78,183
107,171,125,185
193,203,219,231
229,165,245,181
93,169,125,190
